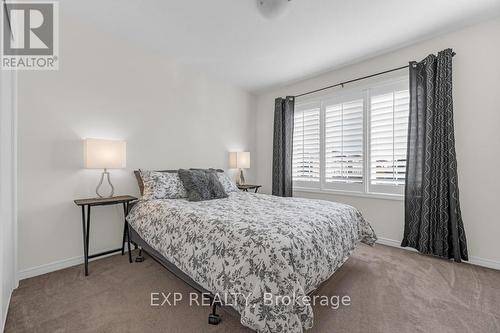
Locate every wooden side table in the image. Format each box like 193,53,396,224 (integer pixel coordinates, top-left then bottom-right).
74,195,137,276
237,184,262,193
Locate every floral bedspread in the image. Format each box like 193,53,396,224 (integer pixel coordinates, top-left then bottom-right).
127,192,376,332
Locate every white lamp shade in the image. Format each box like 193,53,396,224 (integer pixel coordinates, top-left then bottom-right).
84,138,126,169
229,152,250,169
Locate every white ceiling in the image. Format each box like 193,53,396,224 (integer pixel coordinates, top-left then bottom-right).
66,0,500,93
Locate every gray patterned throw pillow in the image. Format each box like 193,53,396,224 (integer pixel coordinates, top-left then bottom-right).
139,170,187,200
178,169,228,201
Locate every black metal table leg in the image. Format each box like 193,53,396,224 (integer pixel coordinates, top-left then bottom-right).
123,202,132,263
85,205,91,276
81,205,88,276
121,204,127,256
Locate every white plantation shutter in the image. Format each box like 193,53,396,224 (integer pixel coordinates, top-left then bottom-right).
293,104,320,185
324,98,364,189
369,82,409,193
292,76,409,196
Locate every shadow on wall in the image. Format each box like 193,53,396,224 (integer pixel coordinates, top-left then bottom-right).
50,138,83,170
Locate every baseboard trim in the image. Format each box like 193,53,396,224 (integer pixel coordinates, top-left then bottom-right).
18,249,130,281
376,237,500,270
468,256,500,271
376,237,411,249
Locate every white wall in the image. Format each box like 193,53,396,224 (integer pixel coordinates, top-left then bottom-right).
255,18,500,265
15,6,500,280
17,12,256,276
1,70,17,329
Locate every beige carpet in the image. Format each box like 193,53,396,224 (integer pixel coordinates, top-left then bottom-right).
5,244,500,333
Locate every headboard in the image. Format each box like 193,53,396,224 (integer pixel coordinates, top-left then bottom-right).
134,169,225,196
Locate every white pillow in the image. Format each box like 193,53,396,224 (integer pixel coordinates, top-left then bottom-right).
216,172,239,193
140,170,187,200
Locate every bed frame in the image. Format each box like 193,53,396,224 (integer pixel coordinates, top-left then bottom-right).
127,169,238,325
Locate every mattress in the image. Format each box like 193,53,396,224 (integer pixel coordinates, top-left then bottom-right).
126,191,376,332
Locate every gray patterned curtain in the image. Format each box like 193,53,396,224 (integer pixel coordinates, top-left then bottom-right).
272,96,295,197
401,49,468,262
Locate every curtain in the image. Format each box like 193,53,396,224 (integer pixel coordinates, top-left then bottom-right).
272,96,295,197
401,48,468,262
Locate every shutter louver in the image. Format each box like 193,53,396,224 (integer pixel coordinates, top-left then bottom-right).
370,89,409,186
293,106,320,182
325,99,363,183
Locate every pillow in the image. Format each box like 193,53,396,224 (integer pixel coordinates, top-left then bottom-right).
216,171,239,193
178,169,228,201
139,170,187,200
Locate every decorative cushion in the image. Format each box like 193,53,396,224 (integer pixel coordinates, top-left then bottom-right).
216,171,239,193
139,170,187,200
178,169,228,201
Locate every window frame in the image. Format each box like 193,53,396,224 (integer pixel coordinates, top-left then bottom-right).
292,75,409,200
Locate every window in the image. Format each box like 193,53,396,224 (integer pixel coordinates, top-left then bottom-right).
292,77,409,197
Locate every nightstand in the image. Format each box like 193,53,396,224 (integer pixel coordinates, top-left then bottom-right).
74,195,137,276
237,184,262,193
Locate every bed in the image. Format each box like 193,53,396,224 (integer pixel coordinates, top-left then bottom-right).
126,185,376,333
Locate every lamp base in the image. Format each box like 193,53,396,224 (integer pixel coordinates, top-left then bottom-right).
237,169,246,185
96,169,115,198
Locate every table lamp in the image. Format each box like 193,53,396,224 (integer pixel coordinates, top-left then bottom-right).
84,138,126,198
229,152,250,185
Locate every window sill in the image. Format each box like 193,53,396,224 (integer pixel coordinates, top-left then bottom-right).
293,187,404,201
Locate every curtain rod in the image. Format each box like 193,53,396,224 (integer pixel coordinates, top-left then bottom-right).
294,52,456,99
